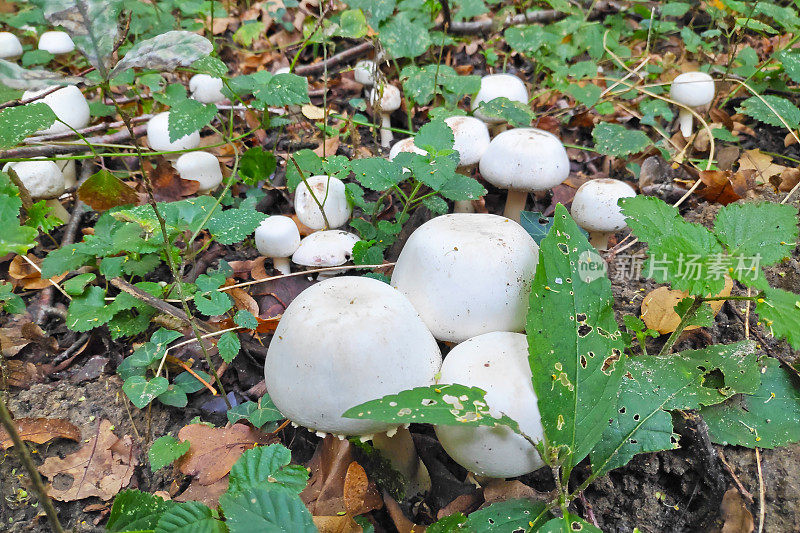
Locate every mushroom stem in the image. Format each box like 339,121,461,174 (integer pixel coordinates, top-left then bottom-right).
503,189,528,222
678,108,694,138
372,427,431,495
588,231,611,250
380,113,393,148
453,200,475,213
489,123,508,137
273,256,291,275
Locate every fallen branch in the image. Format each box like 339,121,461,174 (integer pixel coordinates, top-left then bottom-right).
23,114,153,144
448,9,563,33
294,41,374,75
0,124,147,159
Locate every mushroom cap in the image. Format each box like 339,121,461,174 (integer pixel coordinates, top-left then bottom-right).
670,71,715,108
570,178,636,233
189,74,226,104
57,158,76,188
391,213,538,342
146,111,201,153
478,128,570,192
174,151,223,193
264,276,442,435
38,31,75,54
435,332,545,478
292,230,360,268
353,60,377,86
445,116,490,167
22,86,90,135
294,175,352,230
4,160,65,199
471,74,529,123
388,137,427,161
369,84,401,112
0,32,23,58
255,215,301,258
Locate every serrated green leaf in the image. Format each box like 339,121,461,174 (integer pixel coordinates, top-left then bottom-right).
149,435,191,472
0,282,25,314
466,499,550,532
0,223,38,256
217,331,240,363
220,487,316,533
674,297,715,328
528,204,626,476
234,310,258,329
474,97,535,127
63,273,96,295
254,73,309,107
714,202,798,266
336,9,368,38
123,376,170,409
777,49,800,83
505,25,546,55
414,119,455,153
24,199,63,233
226,398,284,429
737,95,800,129
155,501,223,533
107,489,174,533
206,208,267,244
239,147,277,186
228,444,309,496
421,196,449,214
567,83,602,107
756,287,800,350
168,99,217,143
378,14,431,59
438,172,486,201
592,122,652,157
350,157,404,191
0,102,57,149
192,56,228,77
66,285,115,332
111,31,213,79
193,290,232,316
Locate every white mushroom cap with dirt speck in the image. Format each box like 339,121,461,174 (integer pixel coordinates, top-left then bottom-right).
354,59,378,86
293,175,351,230
389,137,426,161
291,230,359,270
146,111,201,153
3,160,65,199
369,84,402,148
669,71,715,138
471,73,529,124
445,115,490,167
570,178,636,250
174,151,223,193
254,215,301,275
22,86,91,135
391,213,539,343
38,31,75,54
0,32,22,58
189,74,226,104
435,331,545,478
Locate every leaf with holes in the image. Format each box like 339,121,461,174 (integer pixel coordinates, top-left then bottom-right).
220,488,316,533
756,287,800,350
539,513,602,532
0,59,84,90
592,122,652,157
527,204,626,477
737,95,800,129
465,499,550,532
228,444,310,496
591,341,759,478
149,435,191,472
107,490,175,533
111,31,213,79
519,211,554,245
154,501,223,533
0,102,57,149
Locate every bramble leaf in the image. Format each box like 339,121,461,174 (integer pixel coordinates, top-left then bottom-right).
228,444,309,496
78,169,139,211
217,331,240,363
155,501,223,533
379,13,431,59
756,287,800,350
0,60,84,90
592,122,652,157
149,435,190,472
107,489,174,533
737,95,800,129
350,157,404,191
0,102,57,149
465,499,550,532
474,97,535,127
167,98,217,142
227,399,284,429
220,488,316,533
713,202,798,266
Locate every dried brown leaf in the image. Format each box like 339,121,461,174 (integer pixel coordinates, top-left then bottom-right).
177,423,270,485
343,461,383,516
175,476,229,509
301,436,353,516
737,149,786,184
0,417,81,450
721,488,754,533
697,170,756,205
640,277,732,334
147,157,199,202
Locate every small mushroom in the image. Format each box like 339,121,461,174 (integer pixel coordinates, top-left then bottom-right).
0,32,22,59
471,73,529,135
353,59,378,87
22,86,90,135
4,160,65,199
173,151,223,193
146,111,201,155
292,230,360,277
189,74,226,104
254,215,301,275
37,31,75,54
369,84,402,148
444,116,490,213
570,178,636,250
294,175,351,230
388,137,426,161
670,71,715,138
56,158,76,189
435,332,545,478
391,213,538,342
479,128,570,222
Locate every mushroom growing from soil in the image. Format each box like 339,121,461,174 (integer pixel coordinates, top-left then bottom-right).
294,175,351,230
570,178,636,250
435,331,545,478
479,128,570,222
292,230,360,277
391,213,538,342
388,137,426,161
173,151,223,193
369,84,401,148
4,160,65,199
471,73,529,135
254,215,301,275
670,71,715,138
444,115,490,213
189,74,226,104
353,59,378,87
37,31,75,54
0,32,22,59
146,111,201,155
22,86,90,135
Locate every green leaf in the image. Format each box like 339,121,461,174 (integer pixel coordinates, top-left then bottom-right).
438,173,486,201
174,370,213,394
254,73,309,107
155,501,223,533
0,223,38,256
149,435,191,472
206,208,267,244
107,489,174,533
538,513,602,533
233,21,264,47
0,102,57,149
527,204,626,476
111,31,213,79
350,157,404,191
66,285,115,332
217,331,240,363
239,147,277,186
25,200,63,233
220,488,316,533
168,98,217,143
519,212,554,245
714,202,798,266
192,56,228,77
336,9,368,38
427,513,466,532
505,25,546,55
591,341,759,478
226,398,284,429
378,13,431,59
344,0,395,25
193,290,232,316
0,59,84,90
702,358,800,448
63,273,96,295
592,122,652,157
566,83,602,107
777,49,800,83
421,196,448,215
285,149,323,191
228,444,310,496
737,95,800,129
78,169,140,211
0,282,24,314
157,385,188,408
233,310,258,329
466,499,549,532
342,384,522,434
756,287,800,350
414,119,455,152
474,98,535,128
123,376,170,409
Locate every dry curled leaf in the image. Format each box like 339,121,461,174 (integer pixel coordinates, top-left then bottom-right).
147,157,200,202
0,417,80,450
737,149,786,184
343,461,383,516
175,476,229,509
302,436,353,516
697,170,756,205
8,254,66,290
640,277,732,334
720,488,754,533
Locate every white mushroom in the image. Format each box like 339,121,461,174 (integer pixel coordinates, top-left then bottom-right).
189,74,226,104
670,71,715,138
445,116,490,213
570,178,636,250
292,230,360,277
369,84,402,148
354,59,378,87
479,128,570,222
57,159,76,189
22,86,90,135
294,175,351,230
0,32,22,59
4,160,65,199
391,213,538,342
146,111,201,155
471,73,529,135
254,215,301,275
173,151,223,193
273,66,291,74
435,332,545,478
37,31,75,54
389,137,426,161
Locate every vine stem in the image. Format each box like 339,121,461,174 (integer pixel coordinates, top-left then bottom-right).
658,297,703,357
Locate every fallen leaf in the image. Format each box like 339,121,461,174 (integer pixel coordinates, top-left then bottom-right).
228,287,260,317
38,419,137,501
720,488,754,533
8,254,66,290
0,417,81,449
177,423,271,485
697,170,756,205
640,277,732,334
147,157,200,202
482,479,551,505
777,168,800,192
2,359,47,387
78,169,140,211
302,436,353,516
175,476,229,509
343,461,383,516
737,149,786,184
302,104,327,120
313,136,340,158
313,515,364,533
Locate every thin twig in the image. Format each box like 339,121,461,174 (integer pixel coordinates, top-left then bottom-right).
293,41,374,75
756,447,765,533
0,125,148,159
20,254,72,300
448,9,563,33
218,263,395,292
